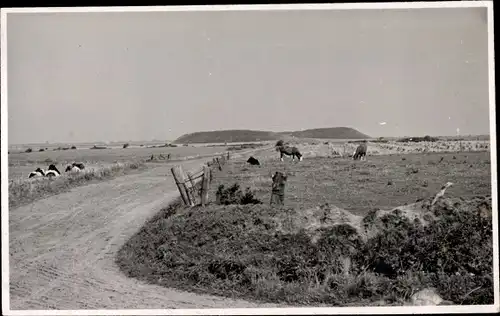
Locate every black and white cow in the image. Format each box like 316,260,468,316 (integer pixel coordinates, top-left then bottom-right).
65,162,85,173
28,168,45,178
45,164,61,178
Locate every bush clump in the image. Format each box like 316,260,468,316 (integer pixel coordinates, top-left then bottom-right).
397,136,439,143
216,183,262,205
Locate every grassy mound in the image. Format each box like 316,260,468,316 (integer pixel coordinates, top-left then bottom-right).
174,127,370,144
116,193,493,306
174,130,279,144
286,127,370,140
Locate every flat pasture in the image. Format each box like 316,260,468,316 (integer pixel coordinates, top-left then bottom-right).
8,145,230,180
215,151,491,215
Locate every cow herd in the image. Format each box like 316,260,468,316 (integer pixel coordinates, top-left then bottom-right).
28,162,85,179
246,140,369,167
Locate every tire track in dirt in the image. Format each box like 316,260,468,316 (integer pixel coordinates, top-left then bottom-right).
9,151,283,310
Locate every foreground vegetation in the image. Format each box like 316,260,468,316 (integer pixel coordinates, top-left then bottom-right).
116,151,493,306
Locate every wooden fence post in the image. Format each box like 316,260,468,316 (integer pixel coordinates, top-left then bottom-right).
186,172,197,205
171,166,194,206
201,165,210,206
227,152,230,160
270,171,287,205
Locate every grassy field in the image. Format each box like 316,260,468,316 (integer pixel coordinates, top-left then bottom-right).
8,145,233,209
8,145,230,180
117,139,494,307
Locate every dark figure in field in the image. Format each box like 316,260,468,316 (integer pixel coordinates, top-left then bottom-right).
28,167,45,178
247,156,260,166
45,164,61,178
270,171,287,205
352,141,368,161
275,140,303,162
167,153,171,160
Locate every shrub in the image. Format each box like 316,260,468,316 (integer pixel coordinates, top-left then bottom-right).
25,148,33,153
216,183,262,205
355,199,493,303
123,143,130,149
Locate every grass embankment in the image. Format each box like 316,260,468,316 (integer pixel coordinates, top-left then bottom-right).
116,152,493,306
9,161,145,209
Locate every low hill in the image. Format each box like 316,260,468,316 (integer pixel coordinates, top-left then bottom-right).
173,130,279,144
174,127,369,144
284,127,370,139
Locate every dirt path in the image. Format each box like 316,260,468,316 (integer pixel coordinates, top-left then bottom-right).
9,152,282,310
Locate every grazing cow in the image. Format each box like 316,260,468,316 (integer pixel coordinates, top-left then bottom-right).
275,141,303,162
247,156,260,166
353,141,368,161
45,164,61,178
65,165,80,173
65,162,85,173
28,168,45,179
72,162,85,170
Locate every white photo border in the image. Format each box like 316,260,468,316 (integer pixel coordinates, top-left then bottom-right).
1,1,497,315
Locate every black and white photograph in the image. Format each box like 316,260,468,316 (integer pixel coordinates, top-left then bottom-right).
1,1,498,315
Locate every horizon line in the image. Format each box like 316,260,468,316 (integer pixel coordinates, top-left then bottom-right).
8,132,491,147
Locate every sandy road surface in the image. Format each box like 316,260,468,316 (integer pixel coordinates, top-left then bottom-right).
9,151,282,310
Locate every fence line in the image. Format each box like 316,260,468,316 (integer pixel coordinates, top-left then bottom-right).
170,151,230,207
170,144,275,207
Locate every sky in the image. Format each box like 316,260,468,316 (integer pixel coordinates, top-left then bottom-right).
6,6,491,144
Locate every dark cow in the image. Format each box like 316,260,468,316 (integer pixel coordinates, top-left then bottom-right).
28,168,45,178
352,141,368,161
247,156,260,166
45,164,61,178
